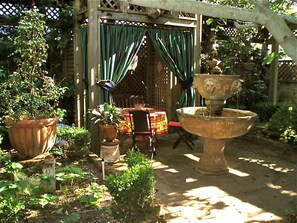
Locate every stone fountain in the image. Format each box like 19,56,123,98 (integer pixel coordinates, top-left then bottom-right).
177,63,257,175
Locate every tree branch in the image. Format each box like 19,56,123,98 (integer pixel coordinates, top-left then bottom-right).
128,0,297,63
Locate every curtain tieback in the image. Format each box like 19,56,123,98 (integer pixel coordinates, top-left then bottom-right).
97,80,117,92
181,77,193,90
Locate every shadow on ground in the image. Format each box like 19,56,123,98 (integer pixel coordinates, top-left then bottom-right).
119,133,297,223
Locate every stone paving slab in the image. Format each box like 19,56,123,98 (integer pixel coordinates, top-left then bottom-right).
151,134,296,223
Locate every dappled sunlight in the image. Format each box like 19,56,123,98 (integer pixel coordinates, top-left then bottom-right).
152,160,179,173
165,168,179,173
152,161,169,169
150,139,295,222
266,183,297,196
184,153,250,177
239,157,295,173
186,178,198,183
162,186,282,222
229,168,250,177
184,153,200,162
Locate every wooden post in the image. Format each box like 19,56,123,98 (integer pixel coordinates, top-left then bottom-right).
193,14,202,106
87,0,101,153
269,38,279,105
73,0,85,127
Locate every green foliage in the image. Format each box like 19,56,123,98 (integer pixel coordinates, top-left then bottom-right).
227,80,268,110
125,149,151,168
0,181,26,223
105,150,155,222
76,183,105,207
55,126,91,158
0,150,26,222
281,127,297,145
267,102,297,145
252,102,280,122
0,10,66,120
56,164,97,186
0,149,56,222
28,193,59,208
91,103,124,126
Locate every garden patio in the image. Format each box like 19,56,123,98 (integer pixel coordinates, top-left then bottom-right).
0,0,297,222
113,133,297,222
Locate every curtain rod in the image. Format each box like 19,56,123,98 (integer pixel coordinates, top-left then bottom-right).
100,19,194,32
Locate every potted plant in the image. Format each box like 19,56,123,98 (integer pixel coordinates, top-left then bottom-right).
91,103,124,142
0,10,65,158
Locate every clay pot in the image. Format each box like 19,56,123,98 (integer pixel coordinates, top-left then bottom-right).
5,117,59,158
100,124,118,142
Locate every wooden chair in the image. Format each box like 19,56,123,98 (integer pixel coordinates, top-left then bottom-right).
128,109,157,159
168,121,194,150
113,94,144,108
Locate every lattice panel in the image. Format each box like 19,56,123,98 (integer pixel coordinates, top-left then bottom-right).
128,4,145,12
45,7,60,20
113,36,148,99
279,61,297,81
100,0,119,10
0,3,28,17
224,27,237,37
0,2,61,20
152,64,170,110
149,40,169,110
115,20,147,27
178,12,195,18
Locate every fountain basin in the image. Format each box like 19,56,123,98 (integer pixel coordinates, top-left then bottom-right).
177,107,257,175
193,74,242,100
177,107,258,139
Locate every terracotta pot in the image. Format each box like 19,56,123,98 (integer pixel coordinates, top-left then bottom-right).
100,124,118,142
5,117,59,158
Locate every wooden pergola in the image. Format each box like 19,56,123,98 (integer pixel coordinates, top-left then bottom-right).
73,0,202,152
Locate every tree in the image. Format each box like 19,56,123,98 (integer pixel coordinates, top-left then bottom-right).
128,0,297,64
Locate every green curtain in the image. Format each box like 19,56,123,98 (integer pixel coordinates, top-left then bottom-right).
100,24,147,103
149,29,195,107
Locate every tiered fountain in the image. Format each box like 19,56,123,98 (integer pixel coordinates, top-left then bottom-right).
177,60,257,175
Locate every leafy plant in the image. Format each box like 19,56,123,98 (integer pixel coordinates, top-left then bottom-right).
252,102,280,122
28,193,59,208
54,125,91,158
0,10,66,120
91,103,124,126
76,183,105,207
56,164,97,187
105,150,155,222
267,102,297,145
125,149,151,168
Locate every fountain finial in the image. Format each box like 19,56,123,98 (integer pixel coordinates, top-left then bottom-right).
207,58,222,74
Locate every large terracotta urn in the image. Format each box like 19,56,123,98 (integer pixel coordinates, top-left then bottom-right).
5,117,59,158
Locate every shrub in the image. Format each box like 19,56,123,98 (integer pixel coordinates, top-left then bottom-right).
105,150,155,222
267,102,297,145
252,102,280,122
125,149,151,168
54,126,91,158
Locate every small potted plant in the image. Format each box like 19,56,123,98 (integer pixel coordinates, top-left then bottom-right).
0,10,66,158
91,103,124,142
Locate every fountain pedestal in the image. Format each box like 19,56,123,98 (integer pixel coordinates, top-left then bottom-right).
198,138,228,175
